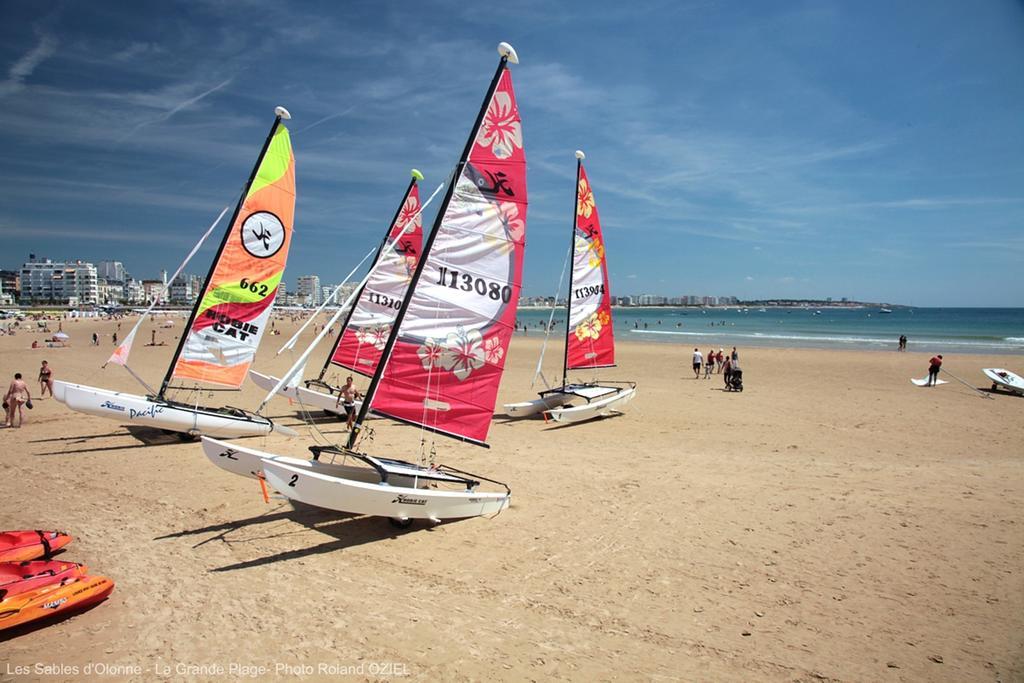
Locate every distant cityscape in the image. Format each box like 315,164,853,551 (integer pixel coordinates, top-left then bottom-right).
0,254,887,309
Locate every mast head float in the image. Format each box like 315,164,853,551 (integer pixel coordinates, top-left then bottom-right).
410,169,425,181
274,106,292,120
497,42,519,64
575,150,586,160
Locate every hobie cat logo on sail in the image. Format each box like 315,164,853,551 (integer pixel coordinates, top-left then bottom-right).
241,211,285,258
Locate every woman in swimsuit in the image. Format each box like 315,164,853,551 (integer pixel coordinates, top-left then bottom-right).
38,360,53,397
4,373,31,428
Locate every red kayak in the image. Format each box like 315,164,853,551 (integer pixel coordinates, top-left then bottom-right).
0,575,114,631
0,561,88,598
0,531,73,563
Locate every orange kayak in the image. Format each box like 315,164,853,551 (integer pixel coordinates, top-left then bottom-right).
0,575,114,631
0,531,73,563
0,561,88,598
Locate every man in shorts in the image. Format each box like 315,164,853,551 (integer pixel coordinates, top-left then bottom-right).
927,355,943,386
692,348,703,379
336,376,361,430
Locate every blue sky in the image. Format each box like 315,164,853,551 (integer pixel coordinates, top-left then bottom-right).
1,0,1022,306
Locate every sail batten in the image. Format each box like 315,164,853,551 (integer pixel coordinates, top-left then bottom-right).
165,117,296,392
351,55,526,449
565,160,614,372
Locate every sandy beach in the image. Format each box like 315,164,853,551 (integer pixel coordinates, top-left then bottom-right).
1,315,1021,681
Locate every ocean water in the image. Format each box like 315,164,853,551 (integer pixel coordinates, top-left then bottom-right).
514,307,1024,355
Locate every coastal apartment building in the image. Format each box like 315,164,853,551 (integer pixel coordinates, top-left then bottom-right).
19,255,99,305
169,273,202,304
297,275,321,307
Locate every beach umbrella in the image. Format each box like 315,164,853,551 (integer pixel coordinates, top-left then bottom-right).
160,320,175,328
53,332,70,340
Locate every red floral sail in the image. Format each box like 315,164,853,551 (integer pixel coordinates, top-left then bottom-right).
566,162,615,370
367,67,526,446
330,181,423,377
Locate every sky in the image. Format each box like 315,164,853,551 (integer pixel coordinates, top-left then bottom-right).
1,1,1022,307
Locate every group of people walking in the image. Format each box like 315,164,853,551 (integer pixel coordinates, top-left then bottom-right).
692,346,740,384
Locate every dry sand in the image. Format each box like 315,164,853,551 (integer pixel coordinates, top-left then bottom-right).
1,315,1022,681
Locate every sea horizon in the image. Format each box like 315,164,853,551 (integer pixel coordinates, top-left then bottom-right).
514,306,1024,355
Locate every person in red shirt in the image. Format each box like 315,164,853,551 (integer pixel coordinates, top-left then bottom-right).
927,354,943,386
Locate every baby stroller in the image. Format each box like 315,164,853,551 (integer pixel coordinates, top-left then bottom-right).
726,366,743,392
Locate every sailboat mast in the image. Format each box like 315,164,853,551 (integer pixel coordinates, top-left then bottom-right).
316,171,421,381
562,152,584,388
346,50,512,451
157,108,288,401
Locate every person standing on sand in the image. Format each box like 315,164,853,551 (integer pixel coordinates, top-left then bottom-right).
731,346,739,362
112,331,118,345
716,348,724,373
927,354,943,386
723,356,733,386
704,349,715,378
692,348,703,379
4,373,31,428
92,332,99,346
335,376,361,431
38,361,53,398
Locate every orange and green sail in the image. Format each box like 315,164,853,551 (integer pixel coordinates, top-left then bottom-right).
166,117,295,390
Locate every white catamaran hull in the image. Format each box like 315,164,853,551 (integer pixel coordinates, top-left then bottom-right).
202,436,423,488
249,370,365,415
983,368,1024,395
54,380,289,438
544,384,637,424
503,393,575,417
261,459,510,522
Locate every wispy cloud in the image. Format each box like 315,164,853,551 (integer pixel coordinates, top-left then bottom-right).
118,78,234,142
294,106,357,135
0,31,57,97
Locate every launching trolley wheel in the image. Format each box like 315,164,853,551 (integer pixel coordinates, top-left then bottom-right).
177,432,199,442
992,383,999,392
389,518,413,529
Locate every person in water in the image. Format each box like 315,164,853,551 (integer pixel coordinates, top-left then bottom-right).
4,372,31,428
927,354,943,386
38,360,53,398
335,376,361,431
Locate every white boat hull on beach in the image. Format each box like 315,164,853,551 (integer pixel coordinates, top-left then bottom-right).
203,437,510,522
202,436,423,488
543,384,637,423
503,392,576,417
983,368,1024,396
506,383,637,422
53,380,292,438
248,370,365,415
262,459,510,522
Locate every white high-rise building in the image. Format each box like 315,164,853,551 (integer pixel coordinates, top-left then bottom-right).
297,275,321,307
98,261,127,282
20,255,99,305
